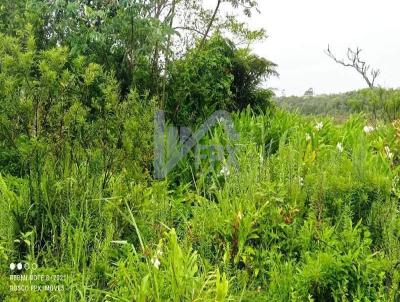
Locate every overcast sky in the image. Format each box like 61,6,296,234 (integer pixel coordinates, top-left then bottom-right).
238,0,400,96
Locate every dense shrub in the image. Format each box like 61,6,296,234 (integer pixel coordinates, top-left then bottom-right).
166,34,277,125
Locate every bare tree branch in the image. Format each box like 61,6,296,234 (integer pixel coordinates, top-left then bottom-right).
325,45,380,88
173,26,205,36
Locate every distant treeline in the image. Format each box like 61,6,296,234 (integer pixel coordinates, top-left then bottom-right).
275,88,400,121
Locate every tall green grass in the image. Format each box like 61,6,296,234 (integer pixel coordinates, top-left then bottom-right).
1,108,399,301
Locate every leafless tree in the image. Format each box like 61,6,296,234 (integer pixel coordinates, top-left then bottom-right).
325,45,380,88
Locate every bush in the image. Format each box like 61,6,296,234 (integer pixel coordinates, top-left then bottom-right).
166,34,277,126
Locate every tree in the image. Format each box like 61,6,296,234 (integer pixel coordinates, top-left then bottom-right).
231,48,278,110
166,35,235,125
325,45,380,88
173,0,264,51
199,0,260,46
39,0,174,96
166,34,277,125
304,88,314,97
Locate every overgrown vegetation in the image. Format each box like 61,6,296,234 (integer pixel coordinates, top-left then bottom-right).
0,1,399,301
277,88,400,121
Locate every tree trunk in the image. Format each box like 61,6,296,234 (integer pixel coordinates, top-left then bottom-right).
199,0,222,49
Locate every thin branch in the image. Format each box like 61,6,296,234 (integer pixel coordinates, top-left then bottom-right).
173,26,205,36
199,0,222,49
325,45,380,88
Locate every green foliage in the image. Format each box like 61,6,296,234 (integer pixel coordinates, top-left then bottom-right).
277,88,400,122
167,34,277,125
2,102,400,300
231,48,278,111
33,0,172,95
166,35,235,125
1,1,399,301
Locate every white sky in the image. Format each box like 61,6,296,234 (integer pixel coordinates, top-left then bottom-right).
212,0,400,96
250,0,400,96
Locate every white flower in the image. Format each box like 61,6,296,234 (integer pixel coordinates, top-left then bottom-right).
219,165,230,177
336,142,344,153
299,177,304,187
384,146,394,160
363,125,375,134
259,152,264,164
391,176,399,196
315,122,323,131
156,249,163,257
305,133,311,142
151,257,161,269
